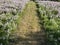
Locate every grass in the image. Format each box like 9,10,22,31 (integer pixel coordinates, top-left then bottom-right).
16,1,41,38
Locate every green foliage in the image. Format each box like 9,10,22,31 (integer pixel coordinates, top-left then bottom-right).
52,10,58,15
0,12,19,45
38,5,60,45
57,0,60,2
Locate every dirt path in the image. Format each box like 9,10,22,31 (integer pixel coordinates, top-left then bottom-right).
17,1,40,38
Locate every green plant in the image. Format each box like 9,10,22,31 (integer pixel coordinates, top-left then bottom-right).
57,0,60,2
38,5,60,45
0,12,19,45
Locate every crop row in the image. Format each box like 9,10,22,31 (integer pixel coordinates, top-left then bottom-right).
38,5,60,45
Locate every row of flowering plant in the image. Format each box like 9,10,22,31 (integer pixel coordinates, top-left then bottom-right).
0,11,19,45
38,5,60,45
